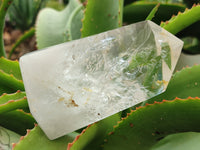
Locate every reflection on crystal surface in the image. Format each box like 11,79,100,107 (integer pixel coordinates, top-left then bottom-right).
20,20,183,140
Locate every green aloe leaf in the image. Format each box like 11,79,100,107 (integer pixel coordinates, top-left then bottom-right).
0,110,35,135
0,91,29,112
0,91,34,136
0,91,26,105
0,58,24,94
68,113,121,150
0,71,24,95
0,93,28,114
145,65,200,105
13,125,79,150
81,0,124,37
0,126,20,150
151,132,200,150
0,57,22,80
8,0,47,31
146,3,160,21
103,98,200,150
0,0,14,57
161,4,200,34
123,1,185,24
45,0,65,10
36,0,83,49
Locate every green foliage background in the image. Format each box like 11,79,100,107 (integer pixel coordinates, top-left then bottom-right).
0,0,200,149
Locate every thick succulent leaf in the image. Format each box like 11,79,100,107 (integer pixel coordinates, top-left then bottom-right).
45,1,65,10
0,84,16,96
151,132,200,150
146,3,160,21
175,53,200,70
0,71,24,95
123,2,185,24
68,113,121,150
0,58,24,94
103,98,200,150
0,91,26,105
0,0,14,57
0,57,22,80
0,96,28,114
7,0,47,31
0,91,28,115
36,0,83,49
145,65,200,105
161,4,200,34
0,110,35,135
81,0,124,37
13,125,79,150
0,90,28,138
0,126,20,150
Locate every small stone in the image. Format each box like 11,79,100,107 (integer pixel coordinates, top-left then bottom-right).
20,20,183,140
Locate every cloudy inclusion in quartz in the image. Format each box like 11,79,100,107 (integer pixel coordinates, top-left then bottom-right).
20,21,183,139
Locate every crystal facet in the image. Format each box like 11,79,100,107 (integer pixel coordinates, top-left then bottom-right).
20,21,183,140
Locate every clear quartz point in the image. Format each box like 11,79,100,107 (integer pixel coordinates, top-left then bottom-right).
20,20,183,140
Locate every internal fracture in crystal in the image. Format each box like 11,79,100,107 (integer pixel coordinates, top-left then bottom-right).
20,20,183,140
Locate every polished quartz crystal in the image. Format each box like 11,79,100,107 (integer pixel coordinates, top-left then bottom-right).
20,20,183,140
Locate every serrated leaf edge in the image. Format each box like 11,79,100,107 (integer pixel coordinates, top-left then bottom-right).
108,97,200,136
67,124,92,150
0,70,23,83
0,90,24,98
12,124,38,149
160,3,200,34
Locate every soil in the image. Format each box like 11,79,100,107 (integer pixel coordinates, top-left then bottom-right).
3,22,37,60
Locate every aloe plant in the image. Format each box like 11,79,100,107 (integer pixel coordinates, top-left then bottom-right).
8,0,47,31
0,0,14,58
0,0,200,150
